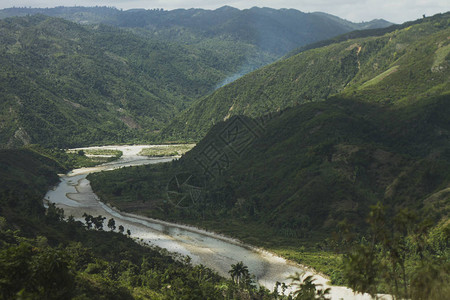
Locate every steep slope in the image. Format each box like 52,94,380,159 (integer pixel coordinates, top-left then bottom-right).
0,15,249,147
0,6,393,79
162,12,449,140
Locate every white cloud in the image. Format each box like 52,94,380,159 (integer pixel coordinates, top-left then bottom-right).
0,0,449,23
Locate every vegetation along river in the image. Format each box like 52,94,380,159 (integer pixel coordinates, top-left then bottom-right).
44,145,389,300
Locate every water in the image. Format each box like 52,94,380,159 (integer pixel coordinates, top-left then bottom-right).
44,145,387,299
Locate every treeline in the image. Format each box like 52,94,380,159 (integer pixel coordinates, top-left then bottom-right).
340,203,449,299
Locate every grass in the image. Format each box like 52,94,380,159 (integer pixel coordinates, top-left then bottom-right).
432,43,450,70
359,65,400,89
138,144,195,157
64,148,123,167
81,149,123,156
271,247,343,283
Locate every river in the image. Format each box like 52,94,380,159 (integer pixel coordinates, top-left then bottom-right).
44,145,388,299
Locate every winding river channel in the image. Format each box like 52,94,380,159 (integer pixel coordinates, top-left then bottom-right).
44,145,388,300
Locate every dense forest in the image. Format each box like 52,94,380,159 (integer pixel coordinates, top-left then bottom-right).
0,9,392,148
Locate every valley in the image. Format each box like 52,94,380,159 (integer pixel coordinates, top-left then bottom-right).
44,145,382,299
0,5,448,300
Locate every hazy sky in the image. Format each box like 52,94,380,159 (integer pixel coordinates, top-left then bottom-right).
1,0,449,23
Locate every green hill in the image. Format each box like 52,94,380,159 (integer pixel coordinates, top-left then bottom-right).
90,94,450,239
162,12,450,140
0,8,395,148
0,6,392,86
0,15,259,148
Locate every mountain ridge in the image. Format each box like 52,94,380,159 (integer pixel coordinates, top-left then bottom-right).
0,6,393,58
0,15,253,147
161,12,449,140
0,8,394,147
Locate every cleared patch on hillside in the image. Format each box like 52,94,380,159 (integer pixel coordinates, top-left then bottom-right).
432,42,450,72
359,65,400,89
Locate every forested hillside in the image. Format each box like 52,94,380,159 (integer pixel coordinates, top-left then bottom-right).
0,8,394,148
0,15,251,147
162,12,449,140
90,94,449,245
89,13,449,296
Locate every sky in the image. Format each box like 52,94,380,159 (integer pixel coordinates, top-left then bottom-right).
0,0,449,24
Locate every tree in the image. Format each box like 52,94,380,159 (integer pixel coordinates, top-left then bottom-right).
82,213,93,229
126,229,131,236
107,218,116,231
342,202,449,300
118,225,124,233
342,244,378,297
46,203,64,224
92,215,106,230
288,271,330,300
228,261,249,285
0,237,74,299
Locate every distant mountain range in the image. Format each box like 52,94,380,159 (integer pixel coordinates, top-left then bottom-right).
0,6,392,87
0,7,393,148
0,6,392,57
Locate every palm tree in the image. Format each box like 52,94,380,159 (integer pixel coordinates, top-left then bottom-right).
228,261,249,285
315,286,331,300
288,271,330,300
82,213,93,229
107,218,116,231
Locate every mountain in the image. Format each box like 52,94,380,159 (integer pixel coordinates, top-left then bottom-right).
1,8,448,297
90,94,450,240
0,15,259,148
0,6,393,55
312,12,392,31
87,13,450,280
0,6,393,80
0,8,393,148
162,12,449,140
